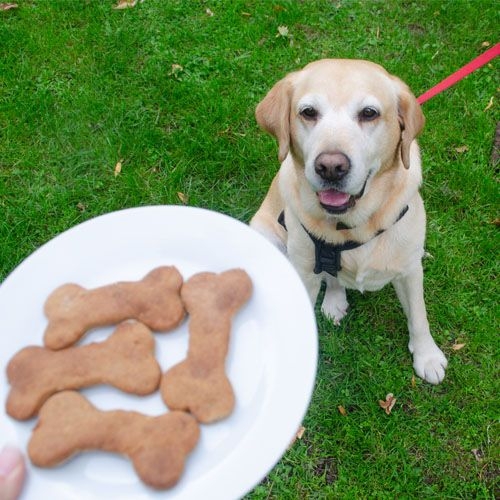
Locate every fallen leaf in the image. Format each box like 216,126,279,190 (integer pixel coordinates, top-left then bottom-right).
177,192,188,204
484,96,494,111
113,0,135,9
113,0,143,10
114,160,123,177
288,425,305,449
452,343,466,351
0,2,18,10
379,393,397,415
169,63,184,78
481,41,491,47
76,202,86,212
455,145,469,154
411,375,416,388
492,218,500,227
472,448,483,462
338,405,347,416
276,25,289,38
205,8,214,17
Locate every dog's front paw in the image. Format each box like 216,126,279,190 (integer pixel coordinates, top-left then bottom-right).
321,286,349,325
412,345,448,385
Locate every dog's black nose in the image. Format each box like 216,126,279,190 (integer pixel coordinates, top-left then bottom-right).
314,152,351,181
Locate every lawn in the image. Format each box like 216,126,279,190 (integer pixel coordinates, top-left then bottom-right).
1,0,498,498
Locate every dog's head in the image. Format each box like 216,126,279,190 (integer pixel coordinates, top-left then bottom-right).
256,59,424,214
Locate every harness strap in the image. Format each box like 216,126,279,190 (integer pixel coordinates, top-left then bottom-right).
278,205,409,277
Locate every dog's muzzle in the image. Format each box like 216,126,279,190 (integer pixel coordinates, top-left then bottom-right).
314,152,368,214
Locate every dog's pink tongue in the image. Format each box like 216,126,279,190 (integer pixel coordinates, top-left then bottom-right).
318,189,351,207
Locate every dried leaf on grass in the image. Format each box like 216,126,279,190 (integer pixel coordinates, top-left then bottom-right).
452,342,466,351
0,3,18,10
169,64,184,79
276,26,289,37
455,145,469,154
113,0,143,10
338,405,347,416
177,192,188,204
484,96,494,112
378,393,397,415
276,25,294,45
288,425,306,449
114,160,123,177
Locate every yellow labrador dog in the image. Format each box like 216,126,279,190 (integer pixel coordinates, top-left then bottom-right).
251,59,447,384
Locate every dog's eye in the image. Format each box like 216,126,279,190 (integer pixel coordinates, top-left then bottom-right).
300,107,318,121
359,107,380,122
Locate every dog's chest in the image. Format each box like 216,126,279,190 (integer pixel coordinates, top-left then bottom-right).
335,239,408,292
337,265,395,292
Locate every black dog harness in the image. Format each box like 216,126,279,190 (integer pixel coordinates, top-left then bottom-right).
278,205,409,277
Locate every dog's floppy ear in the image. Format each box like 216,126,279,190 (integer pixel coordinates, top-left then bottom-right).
255,73,296,162
392,77,425,169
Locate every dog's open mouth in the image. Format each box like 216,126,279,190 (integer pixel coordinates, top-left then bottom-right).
317,189,356,214
317,177,368,214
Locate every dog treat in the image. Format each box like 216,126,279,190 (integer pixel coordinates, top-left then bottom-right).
6,321,161,420
44,266,185,349
160,269,252,423
28,391,200,490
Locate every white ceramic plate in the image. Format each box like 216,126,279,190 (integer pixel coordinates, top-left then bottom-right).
0,206,317,500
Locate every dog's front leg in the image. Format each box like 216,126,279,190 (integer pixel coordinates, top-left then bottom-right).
286,232,323,307
321,274,349,325
289,254,322,308
392,264,447,384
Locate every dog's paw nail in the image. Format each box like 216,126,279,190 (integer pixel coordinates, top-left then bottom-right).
321,301,348,324
414,355,447,384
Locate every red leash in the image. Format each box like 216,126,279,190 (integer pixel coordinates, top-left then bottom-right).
417,43,500,105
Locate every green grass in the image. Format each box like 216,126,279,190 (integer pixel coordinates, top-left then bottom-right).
1,0,499,498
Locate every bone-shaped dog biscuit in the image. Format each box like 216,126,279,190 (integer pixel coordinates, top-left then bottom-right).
28,391,200,490
6,320,161,420
160,269,252,423
44,266,185,349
